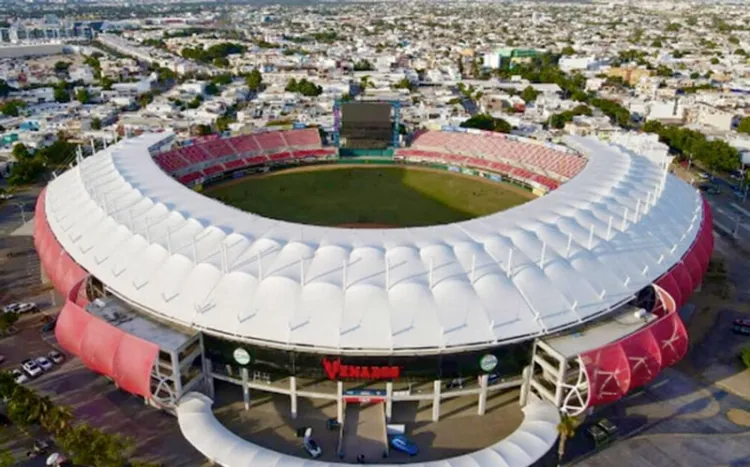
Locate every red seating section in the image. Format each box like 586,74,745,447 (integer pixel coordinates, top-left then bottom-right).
152,129,325,182
408,131,586,180
395,147,561,192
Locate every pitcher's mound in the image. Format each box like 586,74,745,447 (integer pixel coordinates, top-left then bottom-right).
337,223,395,229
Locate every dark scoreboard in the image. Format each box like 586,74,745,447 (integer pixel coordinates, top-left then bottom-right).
340,102,392,149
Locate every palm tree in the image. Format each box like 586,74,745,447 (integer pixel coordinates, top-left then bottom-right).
0,372,18,401
41,404,73,435
556,412,578,466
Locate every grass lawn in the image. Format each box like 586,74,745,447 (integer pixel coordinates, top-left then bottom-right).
205,165,532,227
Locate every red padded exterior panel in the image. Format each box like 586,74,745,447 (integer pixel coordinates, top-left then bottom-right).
113,333,159,397
650,312,689,368
620,329,662,389
581,342,631,406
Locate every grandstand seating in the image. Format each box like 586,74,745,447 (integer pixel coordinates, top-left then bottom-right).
281,128,320,148
153,129,569,193
202,164,225,177
154,150,191,172
410,131,586,180
255,132,285,151
229,134,260,154
179,145,213,165
177,171,204,185
201,139,236,159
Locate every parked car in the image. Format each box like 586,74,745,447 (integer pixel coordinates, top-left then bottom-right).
48,350,65,364
0,193,13,200
732,324,750,336
733,318,750,327
0,355,5,365
390,435,419,456
21,359,42,378
11,369,28,384
35,357,53,371
42,317,57,333
302,428,321,459
698,172,710,180
699,184,721,195
3,302,38,314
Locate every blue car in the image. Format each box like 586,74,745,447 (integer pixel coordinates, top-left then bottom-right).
390,435,418,456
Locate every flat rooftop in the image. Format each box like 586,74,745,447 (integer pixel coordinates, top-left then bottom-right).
543,306,656,358
86,296,196,352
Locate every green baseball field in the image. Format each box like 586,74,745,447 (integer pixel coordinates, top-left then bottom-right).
204,164,533,227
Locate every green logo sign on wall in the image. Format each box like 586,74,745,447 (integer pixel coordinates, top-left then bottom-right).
479,354,498,372
233,348,251,365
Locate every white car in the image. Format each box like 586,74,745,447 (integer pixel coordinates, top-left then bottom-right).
303,428,321,459
21,359,42,378
35,357,53,371
0,193,13,200
48,350,65,364
11,369,28,384
2,302,38,314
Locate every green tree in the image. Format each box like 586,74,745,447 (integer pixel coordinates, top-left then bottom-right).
557,413,579,464
711,57,720,65
741,347,750,369
53,83,70,103
75,88,91,104
245,68,262,91
100,76,115,91
215,114,235,132
0,99,26,117
460,114,512,133
91,117,102,130
193,124,212,136
8,157,45,186
393,78,415,92
738,117,750,135
353,59,373,71
138,92,154,108
204,82,219,95
212,74,233,86
729,36,740,45
666,23,681,32
561,45,575,56
0,449,15,467
520,85,541,103
690,71,701,80
0,311,18,334
0,79,13,97
12,143,31,160
54,61,71,73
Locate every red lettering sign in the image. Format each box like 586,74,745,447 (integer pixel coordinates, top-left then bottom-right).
322,358,400,380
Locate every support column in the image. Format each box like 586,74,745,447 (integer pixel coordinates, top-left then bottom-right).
553,358,566,407
201,335,215,399
170,351,183,400
241,368,250,411
519,365,530,407
290,376,298,420
432,380,441,422
478,374,489,415
385,382,393,422
337,381,344,423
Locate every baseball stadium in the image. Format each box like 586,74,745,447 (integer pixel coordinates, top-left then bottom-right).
32,102,713,466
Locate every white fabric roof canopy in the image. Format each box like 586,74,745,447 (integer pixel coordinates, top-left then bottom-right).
176,392,561,467
43,133,704,354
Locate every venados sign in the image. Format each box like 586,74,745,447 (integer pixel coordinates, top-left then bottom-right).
323,358,400,380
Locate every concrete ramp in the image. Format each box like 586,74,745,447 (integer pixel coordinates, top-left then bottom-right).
341,402,388,463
